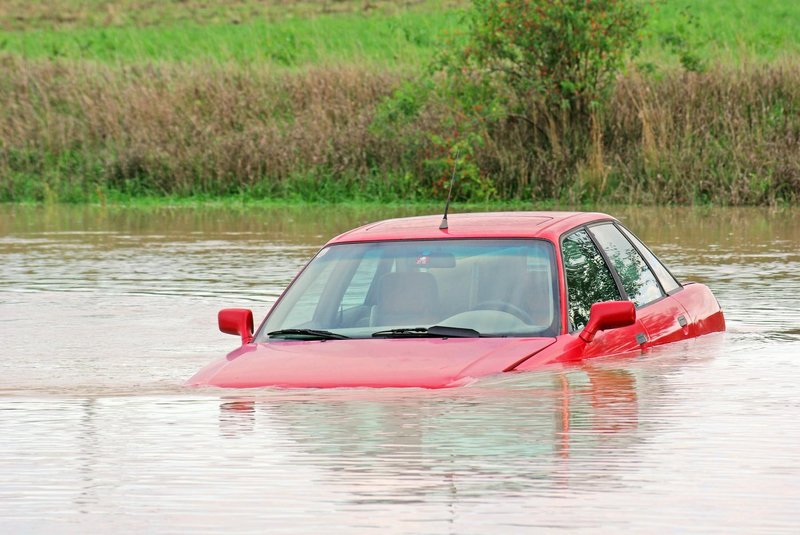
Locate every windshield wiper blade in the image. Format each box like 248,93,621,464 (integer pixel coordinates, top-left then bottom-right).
268,329,350,340
371,325,481,338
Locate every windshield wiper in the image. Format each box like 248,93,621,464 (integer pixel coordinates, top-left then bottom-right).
371,325,481,338
268,329,350,340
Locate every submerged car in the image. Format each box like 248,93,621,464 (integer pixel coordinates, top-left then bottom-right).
189,212,724,389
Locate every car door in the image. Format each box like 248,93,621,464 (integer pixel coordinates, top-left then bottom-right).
561,228,648,358
587,223,691,347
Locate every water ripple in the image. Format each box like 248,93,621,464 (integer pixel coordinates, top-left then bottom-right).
2,205,800,533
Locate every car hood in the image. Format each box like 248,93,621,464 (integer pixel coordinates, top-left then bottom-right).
188,337,556,389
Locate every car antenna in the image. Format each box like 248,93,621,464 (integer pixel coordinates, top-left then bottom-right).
439,149,459,230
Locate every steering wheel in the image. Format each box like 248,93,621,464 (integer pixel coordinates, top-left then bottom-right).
472,300,532,323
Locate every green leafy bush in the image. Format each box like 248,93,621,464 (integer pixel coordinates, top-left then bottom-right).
444,0,648,122
377,0,651,201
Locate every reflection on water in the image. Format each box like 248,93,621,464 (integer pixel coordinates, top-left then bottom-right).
216,362,644,481
1,204,799,533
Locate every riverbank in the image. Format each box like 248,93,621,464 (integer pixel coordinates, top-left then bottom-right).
2,59,798,205
1,1,799,205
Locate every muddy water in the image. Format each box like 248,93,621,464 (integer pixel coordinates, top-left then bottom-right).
1,204,799,534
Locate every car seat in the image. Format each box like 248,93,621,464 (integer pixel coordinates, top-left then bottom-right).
370,271,440,326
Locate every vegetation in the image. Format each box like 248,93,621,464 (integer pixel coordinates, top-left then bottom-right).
0,1,451,31
2,1,800,66
0,8,462,68
0,0,798,205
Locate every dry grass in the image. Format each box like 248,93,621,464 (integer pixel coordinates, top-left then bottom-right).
606,64,800,203
1,56,798,204
0,58,404,199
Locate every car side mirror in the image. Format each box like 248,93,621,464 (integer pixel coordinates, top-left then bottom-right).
218,308,254,345
579,301,636,343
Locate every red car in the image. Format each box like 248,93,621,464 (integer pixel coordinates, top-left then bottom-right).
188,212,724,388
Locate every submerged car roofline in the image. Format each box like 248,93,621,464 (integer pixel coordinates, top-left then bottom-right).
327,212,616,245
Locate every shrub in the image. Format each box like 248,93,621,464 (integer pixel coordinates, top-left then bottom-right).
378,0,651,200
443,0,649,123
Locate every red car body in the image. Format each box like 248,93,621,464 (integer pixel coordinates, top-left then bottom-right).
188,212,725,388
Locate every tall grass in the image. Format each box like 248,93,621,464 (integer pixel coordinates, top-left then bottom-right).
605,67,800,203
0,58,406,201
1,57,797,204
2,1,799,205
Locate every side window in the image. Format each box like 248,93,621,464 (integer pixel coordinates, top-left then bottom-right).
589,224,664,307
562,229,621,331
617,225,681,294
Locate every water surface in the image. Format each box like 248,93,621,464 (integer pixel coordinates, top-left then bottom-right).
1,204,799,533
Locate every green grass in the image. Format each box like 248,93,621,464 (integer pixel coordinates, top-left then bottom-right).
1,1,799,68
0,0,454,31
642,0,800,65
0,6,466,68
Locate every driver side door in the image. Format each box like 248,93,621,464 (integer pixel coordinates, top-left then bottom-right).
562,228,648,359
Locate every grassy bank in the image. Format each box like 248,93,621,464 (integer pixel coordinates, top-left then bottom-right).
2,1,800,67
2,58,798,205
0,1,799,205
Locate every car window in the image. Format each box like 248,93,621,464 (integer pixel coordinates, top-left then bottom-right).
278,248,339,328
589,223,664,307
562,229,621,331
260,239,560,339
617,224,681,294
339,247,383,309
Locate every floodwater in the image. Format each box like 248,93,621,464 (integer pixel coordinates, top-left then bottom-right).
1,204,799,534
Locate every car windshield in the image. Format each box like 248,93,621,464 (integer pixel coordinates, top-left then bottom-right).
258,239,560,340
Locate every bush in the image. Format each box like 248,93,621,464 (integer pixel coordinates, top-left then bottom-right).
444,0,648,122
378,0,651,200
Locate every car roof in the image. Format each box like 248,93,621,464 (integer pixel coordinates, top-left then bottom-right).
327,211,617,244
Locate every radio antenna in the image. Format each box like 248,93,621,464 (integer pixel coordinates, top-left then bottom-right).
439,149,459,230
